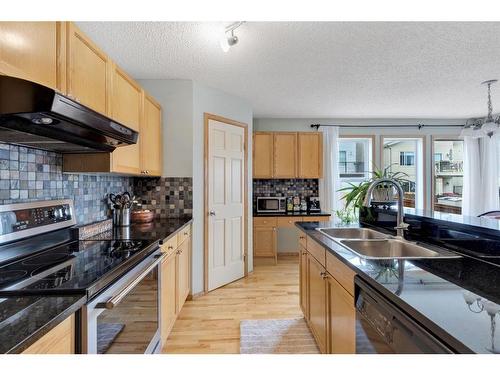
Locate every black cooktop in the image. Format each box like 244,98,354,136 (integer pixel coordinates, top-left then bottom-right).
0,238,155,299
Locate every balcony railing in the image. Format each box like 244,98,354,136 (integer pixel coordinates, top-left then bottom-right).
339,161,366,177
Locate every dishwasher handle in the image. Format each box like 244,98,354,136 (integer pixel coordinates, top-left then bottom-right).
96,252,167,309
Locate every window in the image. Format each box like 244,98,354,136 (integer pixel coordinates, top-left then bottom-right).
338,138,373,180
399,151,415,166
382,137,424,209
432,140,464,214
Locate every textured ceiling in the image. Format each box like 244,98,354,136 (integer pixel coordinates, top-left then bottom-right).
77,22,500,118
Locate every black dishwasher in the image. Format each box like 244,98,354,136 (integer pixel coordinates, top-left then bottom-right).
355,276,454,354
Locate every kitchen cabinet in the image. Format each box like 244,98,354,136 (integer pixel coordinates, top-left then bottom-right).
298,132,323,178
140,92,163,176
273,132,297,178
22,314,75,354
253,225,277,264
160,252,177,346
159,224,192,347
176,237,190,310
327,275,355,354
307,254,328,353
252,216,330,263
299,245,309,321
109,63,142,174
62,89,163,176
253,132,274,178
298,228,356,354
252,131,323,178
0,22,60,90
66,22,110,115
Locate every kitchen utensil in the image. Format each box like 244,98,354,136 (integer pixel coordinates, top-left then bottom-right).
113,207,130,227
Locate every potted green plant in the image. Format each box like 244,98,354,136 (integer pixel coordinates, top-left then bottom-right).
338,165,411,213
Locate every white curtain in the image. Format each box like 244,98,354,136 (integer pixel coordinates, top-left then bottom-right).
319,127,341,215
462,136,481,216
480,134,500,214
462,134,500,216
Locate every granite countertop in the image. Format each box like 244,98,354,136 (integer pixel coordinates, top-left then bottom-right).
1,216,192,354
0,294,86,354
87,216,193,243
253,211,331,217
296,220,500,354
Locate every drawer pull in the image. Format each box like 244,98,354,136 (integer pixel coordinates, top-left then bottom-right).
168,245,174,250
299,236,305,240
184,232,188,235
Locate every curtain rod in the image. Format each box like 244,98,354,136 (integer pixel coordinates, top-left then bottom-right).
310,123,465,130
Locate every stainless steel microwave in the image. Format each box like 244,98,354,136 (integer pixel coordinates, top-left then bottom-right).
256,197,286,213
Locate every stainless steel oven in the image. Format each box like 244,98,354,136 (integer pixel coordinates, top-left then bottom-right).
256,197,286,213
355,276,453,354
83,249,167,354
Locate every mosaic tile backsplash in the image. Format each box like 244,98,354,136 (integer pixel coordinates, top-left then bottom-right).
0,143,191,224
253,179,319,209
134,177,193,218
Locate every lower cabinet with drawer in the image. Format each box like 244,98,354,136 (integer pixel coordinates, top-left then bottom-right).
160,224,192,349
253,214,331,264
299,232,356,354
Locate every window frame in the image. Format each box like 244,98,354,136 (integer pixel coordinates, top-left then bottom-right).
430,136,464,214
380,135,427,210
338,135,376,182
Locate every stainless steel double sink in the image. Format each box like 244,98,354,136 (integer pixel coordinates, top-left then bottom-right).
316,227,460,260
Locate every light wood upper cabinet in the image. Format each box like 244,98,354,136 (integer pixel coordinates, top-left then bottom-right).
0,22,59,89
273,132,297,178
66,22,110,115
109,63,142,174
22,314,75,354
298,132,323,178
253,132,273,178
307,254,328,353
141,92,163,176
252,131,323,178
327,275,355,354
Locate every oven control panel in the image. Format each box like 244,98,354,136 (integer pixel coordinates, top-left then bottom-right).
0,200,76,240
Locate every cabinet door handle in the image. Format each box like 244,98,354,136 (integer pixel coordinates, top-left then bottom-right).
302,252,307,255
299,236,305,240
168,245,174,250
184,232,188,235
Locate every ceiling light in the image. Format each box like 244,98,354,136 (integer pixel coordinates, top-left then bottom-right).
462,79,500,138
220,22,244,53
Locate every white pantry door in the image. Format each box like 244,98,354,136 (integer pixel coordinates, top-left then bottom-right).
207,119,245,291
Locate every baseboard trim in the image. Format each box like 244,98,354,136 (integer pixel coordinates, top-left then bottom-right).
187,291,205,300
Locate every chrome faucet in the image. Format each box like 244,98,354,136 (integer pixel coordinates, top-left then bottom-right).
362,178,409,238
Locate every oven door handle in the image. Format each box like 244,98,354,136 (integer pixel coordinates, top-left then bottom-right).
96,251,167,309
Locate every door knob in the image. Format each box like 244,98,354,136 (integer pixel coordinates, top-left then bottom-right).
209,210,216,216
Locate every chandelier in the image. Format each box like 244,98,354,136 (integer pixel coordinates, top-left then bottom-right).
461,79,500,138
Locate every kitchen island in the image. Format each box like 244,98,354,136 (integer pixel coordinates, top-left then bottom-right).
296,215,500,354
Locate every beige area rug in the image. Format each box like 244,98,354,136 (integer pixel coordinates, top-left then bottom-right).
239,318,320,354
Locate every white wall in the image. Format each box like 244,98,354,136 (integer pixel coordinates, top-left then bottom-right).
254,117,466,211
138,79,253,295
191,82,253,294
139,79,194,177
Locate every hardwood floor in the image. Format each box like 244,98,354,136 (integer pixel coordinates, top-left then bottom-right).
163,256,302,354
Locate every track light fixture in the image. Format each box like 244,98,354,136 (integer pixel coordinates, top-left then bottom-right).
220,22,245,52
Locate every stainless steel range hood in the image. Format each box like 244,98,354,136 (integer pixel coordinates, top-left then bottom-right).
0,76,138,153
